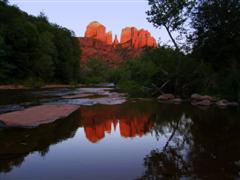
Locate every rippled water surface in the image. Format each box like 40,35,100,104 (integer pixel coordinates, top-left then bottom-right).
0,88,240,179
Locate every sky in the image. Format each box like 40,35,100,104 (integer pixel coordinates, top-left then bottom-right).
9,0,171,44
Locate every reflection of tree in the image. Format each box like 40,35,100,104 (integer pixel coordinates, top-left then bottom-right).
138,114,193,179
0,110,80,173
138,106,240,179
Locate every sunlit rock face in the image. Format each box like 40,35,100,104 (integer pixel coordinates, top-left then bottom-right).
84,21,157,48
113,34,119,47
85,21,112,45
120,27,157,49
79,21,157,66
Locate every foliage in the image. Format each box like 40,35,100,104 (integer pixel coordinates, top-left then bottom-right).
145,0,240,100
191,0,240,100
22,77,45,88
108,47,208,97
146,0,195,50
80,58,110,84
0,2,81,85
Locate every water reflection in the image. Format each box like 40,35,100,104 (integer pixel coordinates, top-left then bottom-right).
0,110,80,173
80,105,154,143
0,101,240,179
138,105,240,179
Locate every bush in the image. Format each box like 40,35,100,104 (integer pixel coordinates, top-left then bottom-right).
23,77,45,88
80,57,110,84
108,47,209,97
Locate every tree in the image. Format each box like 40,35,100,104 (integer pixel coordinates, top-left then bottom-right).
192,0,240,71
0,0,8,4
146,0,195,51
191,0,240,100
0,2,81,84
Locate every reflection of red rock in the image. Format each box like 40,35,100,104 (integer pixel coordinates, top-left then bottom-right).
80,105,153,143
119,116,152,138
79,21,157,66
84,120,112,143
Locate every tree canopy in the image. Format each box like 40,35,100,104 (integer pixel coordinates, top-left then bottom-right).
0,2,81,84
146,0,195,51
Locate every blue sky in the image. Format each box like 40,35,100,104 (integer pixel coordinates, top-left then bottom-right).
9,0,170,44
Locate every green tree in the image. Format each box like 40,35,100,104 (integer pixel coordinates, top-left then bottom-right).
80,57,109,84
192,0,240,100
146,0,195,51
0,2,81,85
192,0,240,71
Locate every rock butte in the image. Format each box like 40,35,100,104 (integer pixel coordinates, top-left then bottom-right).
79,21,157,66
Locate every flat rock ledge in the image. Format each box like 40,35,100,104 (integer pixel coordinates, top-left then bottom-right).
0,104,79,128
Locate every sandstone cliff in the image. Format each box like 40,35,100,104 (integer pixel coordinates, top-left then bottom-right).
79,21,157,66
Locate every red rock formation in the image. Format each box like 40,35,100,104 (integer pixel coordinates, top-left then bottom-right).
120,27,157,49
79,37,143,66
106,31,112,45
85,21,107,42
113,35,119,47
79,21,157,66
120,27,138,45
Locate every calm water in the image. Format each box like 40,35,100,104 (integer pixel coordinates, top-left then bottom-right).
0,89,240,179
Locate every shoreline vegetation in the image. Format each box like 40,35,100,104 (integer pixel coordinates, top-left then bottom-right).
1,1,240,103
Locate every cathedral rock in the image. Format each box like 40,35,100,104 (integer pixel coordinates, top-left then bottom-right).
79,21,157,66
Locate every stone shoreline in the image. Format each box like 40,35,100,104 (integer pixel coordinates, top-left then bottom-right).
0,84,78,90
158,93,239,108
0,104,80,128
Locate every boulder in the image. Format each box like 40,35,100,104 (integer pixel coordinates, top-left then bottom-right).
158,94,175,101
192,99,212,106
171,98,182,104
228,102,239,107
216,99,239,107
191,94,216,101
216,99,229,107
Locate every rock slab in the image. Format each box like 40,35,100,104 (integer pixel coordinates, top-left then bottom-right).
0,104,79,128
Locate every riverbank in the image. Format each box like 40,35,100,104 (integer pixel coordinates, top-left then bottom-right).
0,84,78,90
0,86,127,128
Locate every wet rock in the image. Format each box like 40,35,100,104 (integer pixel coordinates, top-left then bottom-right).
158,94,175,101
216,99,239,107
228,102,239,107
192,99,212,106
191,94,216,101
0,104,79,128
62,93,94,99
50,87,127,106
0,104,25,114
216,99,229,107
53,96,127,106
171,98,182,104
191,93,202,100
